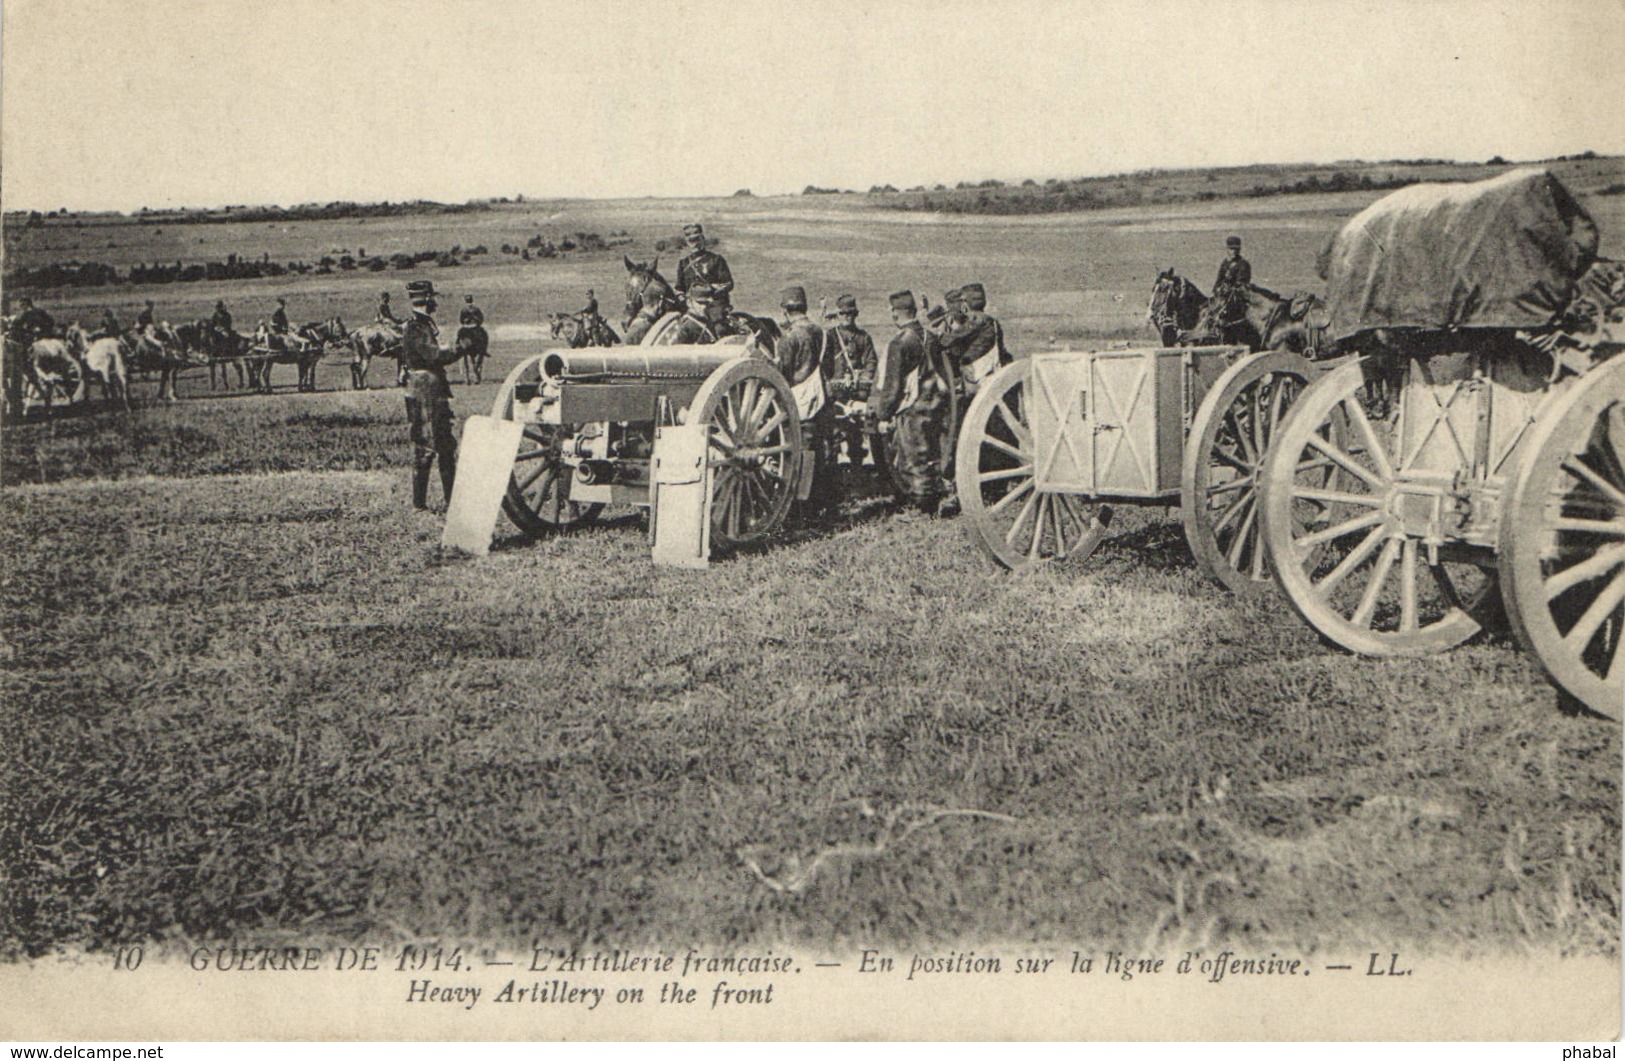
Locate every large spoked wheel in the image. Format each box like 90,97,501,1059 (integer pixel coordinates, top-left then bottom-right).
491,355,604,538
1500,356,1625,719
1182,350,1315,595
955,360,1113,570
687,358,803,550
1260,357,1495,656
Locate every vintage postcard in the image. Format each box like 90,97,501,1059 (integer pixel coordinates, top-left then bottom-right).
1,0,1621,1043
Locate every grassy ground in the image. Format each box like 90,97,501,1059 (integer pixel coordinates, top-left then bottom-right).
1,178,1620,961
0,466,1617,960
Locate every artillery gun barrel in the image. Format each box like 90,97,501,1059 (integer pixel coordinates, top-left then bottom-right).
541,347,741,384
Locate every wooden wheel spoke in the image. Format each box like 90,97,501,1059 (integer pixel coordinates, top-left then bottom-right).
1545,542,1625,601
1342,393,1395,480
1225,408,1259,464
1296,509,1386,551
1400,539,1421,632
1224,498,1258,569
1291,487,1384,508
1561,454,1625,510
995,397,1031,448
1351,536,1403,628
736,379,762,435
1562,568,1625,654
1211,487,1254,535
1551,517,1625,538
1315,524,1388,594
1004,489,1041,547
1205,475,1254,500
1307,433,1385,490
1028,494,1051,560
987,478,1035,517
515,459,552,492
981,433,1027,462
1049,492,1070,557
1212,446,1251,474
980,464,1033,484
1607,623,1625,685
513,447,551,462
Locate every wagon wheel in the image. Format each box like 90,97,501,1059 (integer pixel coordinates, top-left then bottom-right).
491,354,604,538
686,357,803,550
1499,356,1625,719
1259,357,1496,656
1182,350,1315,594
954,360,1113,570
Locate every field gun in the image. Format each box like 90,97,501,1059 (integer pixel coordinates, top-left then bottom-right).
448,341,805,566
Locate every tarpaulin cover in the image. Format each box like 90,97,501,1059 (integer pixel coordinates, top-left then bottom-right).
1322,169,1600,341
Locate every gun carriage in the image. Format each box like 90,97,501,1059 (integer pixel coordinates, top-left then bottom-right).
1257,169,1624,717
488,333,804,557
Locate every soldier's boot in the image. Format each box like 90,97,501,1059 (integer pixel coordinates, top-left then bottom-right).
412,461,432,510
438,453,457,506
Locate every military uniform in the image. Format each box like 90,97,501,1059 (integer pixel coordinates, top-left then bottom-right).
457,297,488,382
1213,238,1253,341
675,224,734,311
872,291,951,511
400,280,462,510
135,303,155,331
774,286,836,511
10,302,55,345
823,295,878,464
95,309,122,341
210,302,233,334
376,294,401,327
271,302,292,334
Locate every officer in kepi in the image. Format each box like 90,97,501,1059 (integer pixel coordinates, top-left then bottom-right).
775,285,836,514
675,223,734,313
400,279,463,511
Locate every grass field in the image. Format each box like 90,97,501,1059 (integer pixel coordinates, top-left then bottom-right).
2,166,1621,961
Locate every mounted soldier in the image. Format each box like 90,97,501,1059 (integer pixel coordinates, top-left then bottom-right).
209,299,233,336
823,293,878,464
400,280,462,511
376,291,402,329
675,223,734,313
9,297,56,346
1212,235,1253,345
457,293,489,384
871,290,952,517
664,282,724,344
269,297,294,346
775,285,835,513
93,307,123,341
135,299,157,337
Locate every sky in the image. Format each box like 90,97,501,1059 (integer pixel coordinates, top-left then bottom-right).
3,0,1623,213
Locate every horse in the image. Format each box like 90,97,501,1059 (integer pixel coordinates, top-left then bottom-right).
1147,268,1206,346
346,322,402,390
119,324,190,401
67,326,130,409
25,336,86,413
622,256,681,344
548,312,620,349
255,316,345,392
456,324,490,384
200,323,255,391
1149,269,1327,355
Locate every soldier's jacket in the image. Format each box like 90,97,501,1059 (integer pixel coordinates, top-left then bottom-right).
11,306,55,342
941,311,1005,368
774,316,825,388
872,320,947,422
401,314,461,400
377,303,400,325
136,307,155,329
823,324,877,400
98,312,122,338
1215,256,1252,291
210,307,233,333
581,295,599,317
271,307,291,332
676,250,733,300
460,304,484,327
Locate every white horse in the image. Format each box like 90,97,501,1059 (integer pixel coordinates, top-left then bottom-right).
73,329,131,409
26,337,86,413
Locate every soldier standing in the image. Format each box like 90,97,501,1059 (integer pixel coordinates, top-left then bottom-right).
871,290,951,516
400,280,462,510
674,223,734,313
775,285,835,513
948,281,1009,390
823,294,878,464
